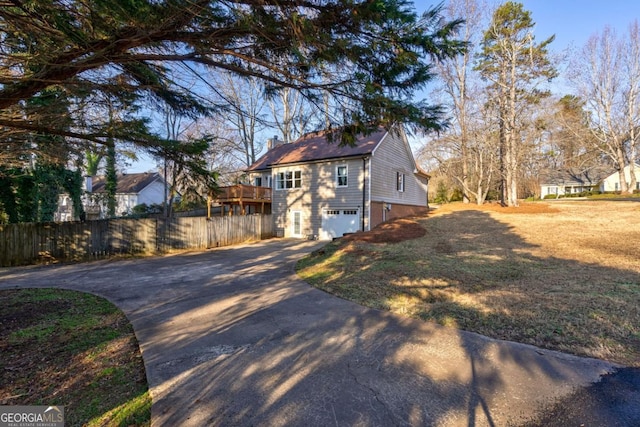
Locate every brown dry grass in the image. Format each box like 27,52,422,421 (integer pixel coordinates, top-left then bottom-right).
298,200,640,366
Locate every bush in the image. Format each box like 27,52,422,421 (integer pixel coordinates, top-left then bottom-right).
449,187,464,202
130,203,163,218
434,181,449,204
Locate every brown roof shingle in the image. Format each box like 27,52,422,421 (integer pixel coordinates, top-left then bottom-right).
246,128,388,171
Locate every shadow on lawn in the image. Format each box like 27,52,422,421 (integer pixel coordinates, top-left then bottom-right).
0,233,631,426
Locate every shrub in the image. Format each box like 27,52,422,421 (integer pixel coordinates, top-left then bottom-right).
449,187,464,202
130,203,163,218
434,181,449,204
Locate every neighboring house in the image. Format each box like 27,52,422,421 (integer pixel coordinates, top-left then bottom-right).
84,172,166,219
54,194,77,222
245,126,429,240
540,164,640,197
600,164,640,192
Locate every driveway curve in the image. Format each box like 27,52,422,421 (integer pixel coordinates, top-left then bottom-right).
0,239,619,426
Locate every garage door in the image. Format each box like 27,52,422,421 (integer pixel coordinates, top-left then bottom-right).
320,208,359,240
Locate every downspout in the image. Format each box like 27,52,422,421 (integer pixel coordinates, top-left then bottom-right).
368,156,372,230
362,157,367,231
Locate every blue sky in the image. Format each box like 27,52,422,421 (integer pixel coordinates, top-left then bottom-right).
127,0,640,173
414,0,639,54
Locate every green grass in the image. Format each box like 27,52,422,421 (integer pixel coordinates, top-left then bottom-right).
0,288,150,426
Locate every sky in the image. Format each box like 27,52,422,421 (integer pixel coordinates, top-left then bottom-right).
414,0,639,48
126,0,640,173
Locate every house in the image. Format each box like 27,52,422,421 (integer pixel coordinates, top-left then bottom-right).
540,164,640,197
243,126,429,240
84,172,166,219
600,164,640,192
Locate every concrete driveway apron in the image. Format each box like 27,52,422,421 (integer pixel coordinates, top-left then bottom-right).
0,239,616,426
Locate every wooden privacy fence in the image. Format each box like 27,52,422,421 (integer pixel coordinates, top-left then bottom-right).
0,214,274,267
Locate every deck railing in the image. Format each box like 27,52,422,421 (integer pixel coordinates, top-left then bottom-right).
211,184,272,202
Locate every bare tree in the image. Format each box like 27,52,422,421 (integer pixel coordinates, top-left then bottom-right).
569,26,637,193
623,21,640,190
188,117,247,185
217,73,267,168
268,87,315,144
430,0,490,204
418,98,499,204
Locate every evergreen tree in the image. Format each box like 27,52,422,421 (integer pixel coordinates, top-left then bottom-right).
0,0,465,168
475,2,556,206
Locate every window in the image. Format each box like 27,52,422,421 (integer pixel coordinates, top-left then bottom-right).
254,177,262,187
336,165,348,187
276,170,302,190
396,172,405,192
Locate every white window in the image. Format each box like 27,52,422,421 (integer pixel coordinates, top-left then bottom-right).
336,165,348,187
276,170,302,190
254,177,262,187
396,172,405,192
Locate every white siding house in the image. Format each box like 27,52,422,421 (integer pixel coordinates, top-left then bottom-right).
540,164,640,197
246,126,429,240
601,164,640,192
85,172,166,218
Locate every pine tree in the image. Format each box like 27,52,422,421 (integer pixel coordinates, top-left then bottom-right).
475,2,557,206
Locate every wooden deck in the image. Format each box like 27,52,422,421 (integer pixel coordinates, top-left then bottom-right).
209,184,272,216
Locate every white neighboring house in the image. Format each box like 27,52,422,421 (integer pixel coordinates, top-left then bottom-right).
540,164,640,197
84,172,166,219
600,164,640,192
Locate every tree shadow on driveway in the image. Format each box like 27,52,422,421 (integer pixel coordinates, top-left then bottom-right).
0,238,621,426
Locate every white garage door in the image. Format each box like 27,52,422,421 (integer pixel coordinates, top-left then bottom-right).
320,208,359,240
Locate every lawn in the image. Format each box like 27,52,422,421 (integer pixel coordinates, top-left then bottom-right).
297,200,640,367
0,288,150,426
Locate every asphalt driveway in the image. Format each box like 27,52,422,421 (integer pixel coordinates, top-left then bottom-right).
0,239,622,426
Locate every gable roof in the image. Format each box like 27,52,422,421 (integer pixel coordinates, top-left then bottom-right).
246,128,388,171
540,166,614,186
90,172,162,194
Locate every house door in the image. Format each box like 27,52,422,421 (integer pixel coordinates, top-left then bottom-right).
320,208,359,240
291,211,303,238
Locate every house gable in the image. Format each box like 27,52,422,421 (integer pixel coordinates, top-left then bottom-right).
601,163,640,192
368,128,428,225
85,172,165,218
247,126,428,240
